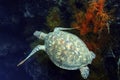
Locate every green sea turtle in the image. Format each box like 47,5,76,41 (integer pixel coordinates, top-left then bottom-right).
17,27,95,79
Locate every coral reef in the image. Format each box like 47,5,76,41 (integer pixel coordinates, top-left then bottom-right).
72,0,111,35
45,0,117,80
0,0,119,80
46,7,63,30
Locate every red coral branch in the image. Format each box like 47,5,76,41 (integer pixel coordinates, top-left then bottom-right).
72,0,110,35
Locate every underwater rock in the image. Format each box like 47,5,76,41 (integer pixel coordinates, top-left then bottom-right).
103,46,119,80
104,57,118,80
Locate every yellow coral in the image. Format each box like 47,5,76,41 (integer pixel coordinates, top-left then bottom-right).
46,7,62,29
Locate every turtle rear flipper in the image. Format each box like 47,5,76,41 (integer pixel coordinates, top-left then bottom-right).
79,66,89,79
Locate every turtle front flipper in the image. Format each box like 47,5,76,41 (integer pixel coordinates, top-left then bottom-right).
79,66,90,79
54,27,75,32
17,45,45,66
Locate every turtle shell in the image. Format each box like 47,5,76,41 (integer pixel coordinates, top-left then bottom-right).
44,31,95,70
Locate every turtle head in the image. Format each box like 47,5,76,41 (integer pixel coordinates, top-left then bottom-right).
33,31,47,40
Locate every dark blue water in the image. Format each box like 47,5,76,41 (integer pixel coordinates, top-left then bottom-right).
0,0,119,80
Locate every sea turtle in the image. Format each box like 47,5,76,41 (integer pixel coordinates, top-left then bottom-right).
17,27,96,79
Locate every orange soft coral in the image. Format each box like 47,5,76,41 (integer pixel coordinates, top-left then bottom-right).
72,0,110,35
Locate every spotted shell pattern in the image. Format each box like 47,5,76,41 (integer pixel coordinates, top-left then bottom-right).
45,31,95,70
